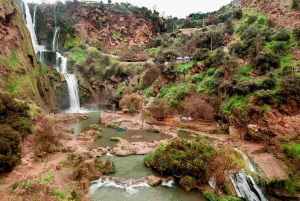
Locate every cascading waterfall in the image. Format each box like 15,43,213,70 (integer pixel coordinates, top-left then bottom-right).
52,6,80,112
23,3,45,53
235,148,257,173
230,149,267,201
230,171,267,201
52,27,60,51
23,1,81,113
52,6,60,51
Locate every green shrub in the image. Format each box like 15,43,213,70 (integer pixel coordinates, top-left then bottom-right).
267,178,300,196
274,30,291,41
191,74,204,83
192,48,209,61
246,15,258,24
282,142,300,159
241,26,258,40
144,138,213,182
261,77,276,90
224,19,234,34
153,37,162,47
176,62,194,73
292,0,300,8
0,125,21,172
11,182,20,190
256,53,280,75
272,41,286,55
293,27,300,40
162,64,178,81
229,41,247,57
278,65,293,77
233,9,243,20
158,82,193,106
233,80,260,95
0,92,31,173
204,190,244,201
279,75,300,103
179,176,196,191
253,90,277,105
260,27,273,42
236,24,248,34
51,189,65,199
81,124,101,132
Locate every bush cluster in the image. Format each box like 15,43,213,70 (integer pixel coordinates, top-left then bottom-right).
0,92,31,172
144,138,244,194
119,94,143,113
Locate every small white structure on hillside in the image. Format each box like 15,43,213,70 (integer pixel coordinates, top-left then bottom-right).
176,56,191,63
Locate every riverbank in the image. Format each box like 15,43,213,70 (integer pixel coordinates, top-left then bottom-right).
0,113,101,200
99,111,289,180
0,111,290,200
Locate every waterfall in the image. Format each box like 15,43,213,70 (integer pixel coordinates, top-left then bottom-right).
235,148,257,173
23,1,81,113
55,53,80,113
230,171,267,201
230,149,268,201
64,74,81,112
52,27,60,51
52,6,60,51
24,2,45,53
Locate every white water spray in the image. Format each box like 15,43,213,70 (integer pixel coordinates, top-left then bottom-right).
230,171,267,201
235,148,257,173
161,179,174,187
52,27,60,51
89,178,151,196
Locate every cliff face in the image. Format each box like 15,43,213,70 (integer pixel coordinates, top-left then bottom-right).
34,2,157,50
239,0,300,29
0,0,55,110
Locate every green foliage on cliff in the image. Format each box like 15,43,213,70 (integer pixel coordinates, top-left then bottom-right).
283,142,300,160
158,82,194,106
0,92,31,172
204,190,244,201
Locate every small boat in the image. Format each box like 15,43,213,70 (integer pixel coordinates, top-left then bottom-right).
117,126,127,131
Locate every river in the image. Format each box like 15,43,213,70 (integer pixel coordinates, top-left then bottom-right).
68,112,206,201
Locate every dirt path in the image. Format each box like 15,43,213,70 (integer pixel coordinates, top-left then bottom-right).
0,152,67,192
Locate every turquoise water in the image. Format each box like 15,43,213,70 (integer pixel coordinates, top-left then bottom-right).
89,155,205,201
68,112,172,148
68,112,205,200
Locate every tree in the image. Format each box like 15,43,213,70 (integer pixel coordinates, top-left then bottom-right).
119,94,143,113
108,0,112,5
147,98,174,121
180,94,218,121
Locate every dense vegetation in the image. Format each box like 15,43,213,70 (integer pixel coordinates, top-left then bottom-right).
0,92,31,172
144,138,245,194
